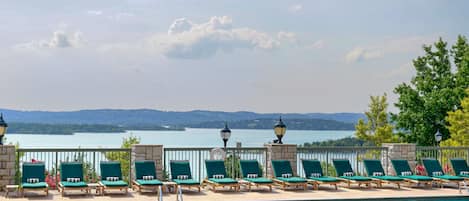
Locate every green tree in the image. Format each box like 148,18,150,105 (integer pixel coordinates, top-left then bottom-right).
393,36,469,145
355,94,398,146
441,88,469,146
106,135,140,182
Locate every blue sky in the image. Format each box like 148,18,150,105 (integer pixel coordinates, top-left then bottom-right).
1,0,468,113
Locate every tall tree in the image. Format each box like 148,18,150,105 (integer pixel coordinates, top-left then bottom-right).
355,94,397,146
393,36,469,145
440,88,469,146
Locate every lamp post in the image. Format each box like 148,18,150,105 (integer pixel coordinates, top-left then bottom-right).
274,116,286,144
0,113,8,145
220,122,231,151
434,129,442,147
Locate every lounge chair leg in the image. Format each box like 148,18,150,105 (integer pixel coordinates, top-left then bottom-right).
334,184,338,190
397,183,400,189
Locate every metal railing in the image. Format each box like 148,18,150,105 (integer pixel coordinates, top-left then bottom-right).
297,146,389,177
416,146,469,167
16,148,132,187
163,147,267,181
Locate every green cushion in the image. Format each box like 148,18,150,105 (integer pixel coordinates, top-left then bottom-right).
271,160,294,177
22,182,48,188
60,181,88,187
170,161,193,180
340,176,372,181
434,175,464,181
363,160,386,177
135,161,157,180
451,159,469,176
173,179,200,185
422,159,445,176
308,176,340,182
302,160,324,177
208,178,238,184
100,162,122,181
205,160,228,178
60,162,84,182
244,177,273,184
332,159,355,177
101,180,128,187
391,160,415,176
135,179,163,186
399,175,433,181
275,177,307,183
371,175,404,181
240,160,262,178
22,163,46,183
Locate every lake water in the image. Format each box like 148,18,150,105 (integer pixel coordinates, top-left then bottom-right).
6,128,354,148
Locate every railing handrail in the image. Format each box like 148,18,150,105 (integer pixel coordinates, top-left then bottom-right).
298,146,388,150
17,148,131,152
163,147,267,151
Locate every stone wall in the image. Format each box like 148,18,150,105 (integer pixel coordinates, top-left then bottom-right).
382,143,416,175
264,144,297,178
0,145,16,190
131,145,164,180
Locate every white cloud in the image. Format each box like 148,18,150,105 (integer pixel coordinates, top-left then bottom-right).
150,16,288,59
345,35,437,63
107,12,134,21
277,31,296,42
345,47,382,63
15,30,85,50
87,10,103,16
288,4,303,13
310,40,325,49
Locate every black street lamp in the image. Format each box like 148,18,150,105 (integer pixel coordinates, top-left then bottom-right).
274,117,286,144
0,113,8,145
434,129,442,147
220,122,231,150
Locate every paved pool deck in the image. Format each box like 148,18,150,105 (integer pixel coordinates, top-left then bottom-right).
3,184,469,201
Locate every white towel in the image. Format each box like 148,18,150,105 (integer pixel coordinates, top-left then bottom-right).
247,174,258,178
343,172,354,177
281,173,292,178
310,173,322,178
213,174,224,179
372,172,383,176
177,175,189,180
401,171,412,176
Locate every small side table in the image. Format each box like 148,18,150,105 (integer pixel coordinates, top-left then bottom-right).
5,185,20,198
162,181,177,193
87,183,103,195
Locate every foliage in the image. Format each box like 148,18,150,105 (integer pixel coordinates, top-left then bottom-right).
300,137,373,147
189,118,355,130
440,88,469,146
14,142,23,185
392,36,469,145
7,123,182,135
224,154,241,178
106,135,140,182
355,94,399,146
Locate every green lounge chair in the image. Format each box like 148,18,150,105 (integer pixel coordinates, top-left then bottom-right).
450,158,469,180
422,158,464,188
271,160,307,190
301,159,341,190
99,161,128,195
170,160,201,192
239,160,273,191
363,159,404,189
132,160,163,193
391,159,434,188
21,162,49,196
332,159,373,188
58,162,90,196
202,160,240,192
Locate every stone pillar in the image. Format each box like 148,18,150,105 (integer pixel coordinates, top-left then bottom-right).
264,144,297,178
131,145,164,180
382,143,416,176
0,145,16,190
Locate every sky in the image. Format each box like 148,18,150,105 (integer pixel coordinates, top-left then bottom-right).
1,0,468,113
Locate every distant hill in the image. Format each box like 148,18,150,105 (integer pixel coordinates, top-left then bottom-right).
0,108,364,127
186,118,355,130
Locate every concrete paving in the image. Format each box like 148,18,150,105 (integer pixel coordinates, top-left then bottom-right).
3,184,469,201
